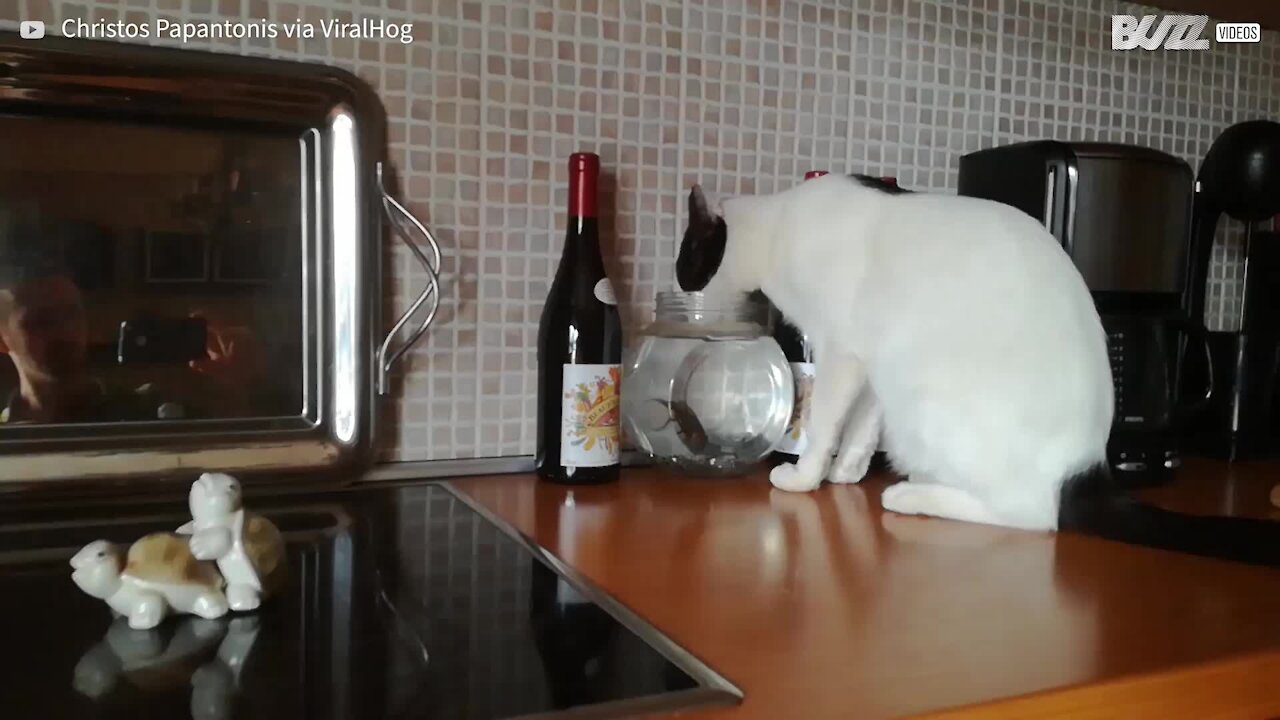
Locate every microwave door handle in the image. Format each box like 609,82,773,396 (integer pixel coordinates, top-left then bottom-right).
376,161,442,397
378,161,442,275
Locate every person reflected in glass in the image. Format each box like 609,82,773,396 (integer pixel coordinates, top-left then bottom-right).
0,205,279,423
0,262,262,423
0,263,141,423
185,310,266,419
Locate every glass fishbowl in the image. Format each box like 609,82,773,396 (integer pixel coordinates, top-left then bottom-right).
621,291,794,476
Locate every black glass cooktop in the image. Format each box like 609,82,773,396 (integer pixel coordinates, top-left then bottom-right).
0,482,738,720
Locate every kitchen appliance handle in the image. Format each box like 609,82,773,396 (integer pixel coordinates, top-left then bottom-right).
1171,314,1214,418
1063,161,1078,256
376,161,442,397
1043,165,1056,232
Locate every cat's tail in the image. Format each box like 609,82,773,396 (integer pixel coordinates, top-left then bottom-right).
1058,464,1280,568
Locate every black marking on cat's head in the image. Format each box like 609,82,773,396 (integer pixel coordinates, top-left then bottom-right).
677,185,728,291
850,174,910,194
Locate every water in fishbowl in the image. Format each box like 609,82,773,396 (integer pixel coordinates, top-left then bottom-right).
621,331,793,477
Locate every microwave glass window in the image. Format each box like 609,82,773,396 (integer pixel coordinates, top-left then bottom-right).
0,115,306,425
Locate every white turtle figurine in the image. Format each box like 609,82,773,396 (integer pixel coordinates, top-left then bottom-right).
178,472,286,612
70,534,230,630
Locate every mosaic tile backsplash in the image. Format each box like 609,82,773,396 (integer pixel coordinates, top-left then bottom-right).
3,0,1278,462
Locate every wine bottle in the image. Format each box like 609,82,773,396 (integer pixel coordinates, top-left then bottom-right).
536,152,623,484
529,561,614,707
771,170,827,464
771,307,817,464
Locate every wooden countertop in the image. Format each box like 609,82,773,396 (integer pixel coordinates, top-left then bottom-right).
451,459,1280,719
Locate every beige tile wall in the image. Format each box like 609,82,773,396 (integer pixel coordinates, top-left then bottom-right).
3,0,1277,463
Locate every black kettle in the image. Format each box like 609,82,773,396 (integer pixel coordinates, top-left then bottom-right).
1186,120,1280,324
1182,120,1280,460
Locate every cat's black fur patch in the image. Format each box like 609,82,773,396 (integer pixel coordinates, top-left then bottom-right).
850,174,910,194
677,186,727,291
1059,464,1280,568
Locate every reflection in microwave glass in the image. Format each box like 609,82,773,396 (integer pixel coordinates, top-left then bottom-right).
0,115,306,425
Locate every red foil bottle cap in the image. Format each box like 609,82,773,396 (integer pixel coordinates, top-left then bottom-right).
881,176,898,185
804,170,829,180
569,152,600,218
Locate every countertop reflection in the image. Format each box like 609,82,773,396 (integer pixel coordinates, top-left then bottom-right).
452,460,1280,719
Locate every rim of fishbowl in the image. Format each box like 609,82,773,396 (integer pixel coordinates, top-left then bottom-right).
654,290,771,327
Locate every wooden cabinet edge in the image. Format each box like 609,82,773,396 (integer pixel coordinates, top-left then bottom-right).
915,649,1280,720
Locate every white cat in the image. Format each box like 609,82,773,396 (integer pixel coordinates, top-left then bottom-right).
678,174,1280,568
679,174,1112,531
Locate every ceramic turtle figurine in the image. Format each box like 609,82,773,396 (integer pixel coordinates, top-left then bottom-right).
71,533,230,630
178,472,286,611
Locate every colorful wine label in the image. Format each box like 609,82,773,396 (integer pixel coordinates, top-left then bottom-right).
776,361,815,455
561,364,622,466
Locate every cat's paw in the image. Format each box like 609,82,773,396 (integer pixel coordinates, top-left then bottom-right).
880,482,924,515
829,451,872,484
769,464,822,493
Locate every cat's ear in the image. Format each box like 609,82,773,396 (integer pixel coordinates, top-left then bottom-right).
677,185,727,291
689,182,712,220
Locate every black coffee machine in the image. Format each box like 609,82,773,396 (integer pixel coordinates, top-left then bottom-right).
1181,120,1280,461
959,141,1207,485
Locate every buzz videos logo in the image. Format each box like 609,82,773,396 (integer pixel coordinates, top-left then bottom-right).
19,20,46,39
1111,14,1261,50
